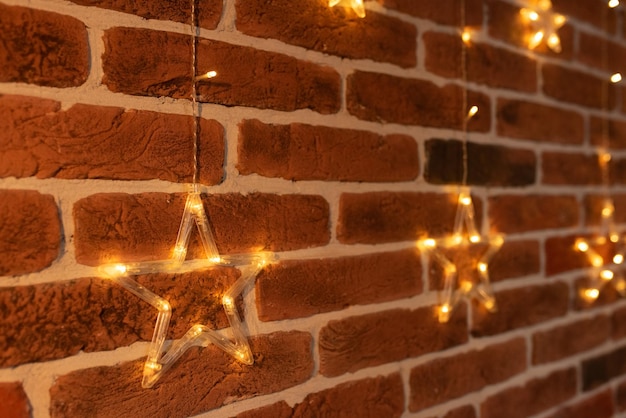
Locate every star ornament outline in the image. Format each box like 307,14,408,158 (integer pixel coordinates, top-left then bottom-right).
520,0,566,53
98,190,275,388
329,0,366,18
574,198,626,303
418,191,504,323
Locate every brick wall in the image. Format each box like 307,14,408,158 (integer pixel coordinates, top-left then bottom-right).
1,0,626,417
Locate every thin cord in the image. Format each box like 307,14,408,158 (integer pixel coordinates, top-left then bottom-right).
191,0,200,186
460,0,469,186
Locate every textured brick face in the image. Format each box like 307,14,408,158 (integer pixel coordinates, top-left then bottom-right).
581,346,626,391
0,95,224,184
319,306,468,377
546,389,614,418
378,0,483,26
238,120,419,182
74,193,330,265
0,190,61,276
256,249,422,321
103,27,341,113
49,331,313,418
236,0,417,68
489,195,579,233
0,382,30,418
0,4,89,87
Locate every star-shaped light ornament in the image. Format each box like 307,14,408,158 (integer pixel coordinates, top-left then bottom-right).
99,188,275,388
575,197,626,303
418,191,504,323
520,0,566,52
329,0,366,17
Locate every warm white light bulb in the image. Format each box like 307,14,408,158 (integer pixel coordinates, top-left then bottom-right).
423,238,436,248
611,73,622,83
462,30,472,44
614,254,624,264
477,262,488,273
460,195,472,206
467,105,479,119
601,270,614,281
609,0,619,8
576,241,589,252
583,288,600,300
469,234,481,243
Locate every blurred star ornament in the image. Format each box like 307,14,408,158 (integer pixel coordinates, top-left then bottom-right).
520,0,566,52
329,0,366,17
418,191,504,323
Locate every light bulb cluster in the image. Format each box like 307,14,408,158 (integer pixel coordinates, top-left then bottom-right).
418,191,504,323
98,190,275,388
520,0,566,52
329,0,365,17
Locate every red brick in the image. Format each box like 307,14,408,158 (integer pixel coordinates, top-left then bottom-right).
0,4,88,87
50,331,312,417
552,0,617,32
543,64,614,109
0,270,243,367
490,240,540,282
617,380,626,411
0,190,60,276
471,282,569,337
497,99,584,144
424,32,536,92
377,0,483,26
613,306,626,340
67,0,222,28
582,346,626,390
428,406,477,418
546,389,614,418
256,249,421,321
236,0,416,68
337,192,479,245
237,120,418,182
0,95,223,184
487,0,574,58
545,234,619,276
481,368,577,418
489,195,579,234
578,32,626,74
74,193,330,266
425,139,536,187
409,338,526,411
235,402,293,418
347,71,490,130
591,116,626,149
542,152,603,185
0,383,30,418
584,194,626,226
319,306,468,377
103,27,340,114
532,315,611,364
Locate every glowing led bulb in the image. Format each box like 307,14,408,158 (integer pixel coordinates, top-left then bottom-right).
477,262,488,273
469,234,481,243
576,241,590,252
422,238,436,248
614,254,624,264
466,105,479,119
195,70,217,81
609,0,620,8
483,298,496,311
100,263,128,277
611,73,623,83
521,1,565,53
460,195,472,206
592,255,604,267
611,234,620,243
222,295,235,308
582,288,600,300
602,206,614,218
329,0,366,17
461,30,472,44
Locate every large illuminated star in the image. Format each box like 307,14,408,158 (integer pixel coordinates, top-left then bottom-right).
520,0,566,52
99,189,274,388
574,198,626,303
418,191,504,323
329,0,366,18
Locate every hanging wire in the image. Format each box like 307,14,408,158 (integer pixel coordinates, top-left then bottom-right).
190,0,200,186
600,2,613,236
460,0,469,186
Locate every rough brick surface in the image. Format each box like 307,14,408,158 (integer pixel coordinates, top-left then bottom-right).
424,32,536,92
0,4,89,87
347,71,490,130
613,306,626,340
67,0,222,28
532,316,611,364
590,116,626,149
0,95,224,184
236,402,293,418
489,195,579,234
617,381,626,411
545,234,618,276
552,0,617,32
378,0,483,26
543,64,613,109
428,406,477,418
74,193,330,265
472,282,569,337
542,152,603,185
497,99,584,144
49,332,313,418
582,346,626,391
256,249,422,321
546,390,614,418
0,382,30,418
103,27,340,113
489,240,540,282
585,194,626,226
237,120,419,182
0,269,242,367
424,139,536,187
409,338,526,411
337,192,478,244
236,0,416,68
578,33,626,74
481,369,577,418
319,306,468,377
0,189,60,276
